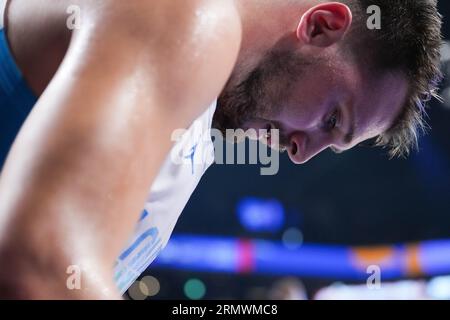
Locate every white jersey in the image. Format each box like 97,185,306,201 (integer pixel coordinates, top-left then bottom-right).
114,101,217,293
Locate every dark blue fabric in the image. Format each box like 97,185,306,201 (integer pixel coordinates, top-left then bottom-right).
0,28,37,169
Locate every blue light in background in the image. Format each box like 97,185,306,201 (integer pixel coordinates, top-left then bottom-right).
236,197,285,233
152,235,450,281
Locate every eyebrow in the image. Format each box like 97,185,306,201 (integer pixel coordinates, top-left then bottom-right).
331,126,355,155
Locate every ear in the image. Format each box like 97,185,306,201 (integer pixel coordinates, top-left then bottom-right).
296,2,352,48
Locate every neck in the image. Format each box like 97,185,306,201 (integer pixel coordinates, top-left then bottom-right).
233,0,311,79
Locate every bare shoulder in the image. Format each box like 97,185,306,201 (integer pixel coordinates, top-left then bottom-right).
93,0,242,40
84,0,242,66
79,0,242,116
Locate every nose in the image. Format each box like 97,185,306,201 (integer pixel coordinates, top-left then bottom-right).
287,131,332,164
286,132,307,164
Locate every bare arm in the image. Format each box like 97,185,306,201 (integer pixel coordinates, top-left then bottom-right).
0,0,241,299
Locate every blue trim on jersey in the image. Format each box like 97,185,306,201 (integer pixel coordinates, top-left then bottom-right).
184,143,198,175
0,28,37,168
118,227,159,261
139,209,149,222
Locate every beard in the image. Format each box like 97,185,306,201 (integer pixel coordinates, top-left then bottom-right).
213,48,315,134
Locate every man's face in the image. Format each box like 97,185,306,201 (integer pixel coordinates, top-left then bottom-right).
215,48,409,164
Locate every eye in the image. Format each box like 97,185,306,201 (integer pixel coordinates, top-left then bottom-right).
325,109,340,131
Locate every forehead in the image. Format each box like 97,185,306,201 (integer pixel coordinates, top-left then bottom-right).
348,68,409,146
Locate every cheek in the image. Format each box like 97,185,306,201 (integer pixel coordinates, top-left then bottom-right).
276,104,321,132
280,87,332,129
271,60,346,127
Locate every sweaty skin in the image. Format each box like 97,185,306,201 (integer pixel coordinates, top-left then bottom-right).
0,0,411,299
0,0,241,299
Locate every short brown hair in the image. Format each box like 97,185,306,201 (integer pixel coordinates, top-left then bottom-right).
344,0,443,157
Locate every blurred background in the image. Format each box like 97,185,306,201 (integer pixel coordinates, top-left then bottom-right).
127,1,450,300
